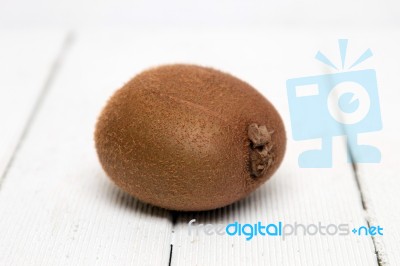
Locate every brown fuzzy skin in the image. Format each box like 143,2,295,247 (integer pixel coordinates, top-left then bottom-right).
95,64,286,211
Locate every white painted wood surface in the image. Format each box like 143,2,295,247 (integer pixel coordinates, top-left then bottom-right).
0,29,399,265
167,31,379,266
348,33,400,265
0,30,66,181
0,31,173,265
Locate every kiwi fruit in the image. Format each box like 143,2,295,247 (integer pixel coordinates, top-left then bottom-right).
95,64,286,211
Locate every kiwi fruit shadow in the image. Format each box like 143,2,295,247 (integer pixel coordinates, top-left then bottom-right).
96,170,283,224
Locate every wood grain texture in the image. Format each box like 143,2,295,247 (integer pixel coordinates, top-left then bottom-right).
165,30,379,266
0,32,173,265
0,30,66,182
2,29,399,266
348,33,400,265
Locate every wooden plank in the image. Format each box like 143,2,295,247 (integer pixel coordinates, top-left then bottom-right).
0,29,387,265
156,30,378,265
0,30,66,181
0,32,173,265
347,32,400,265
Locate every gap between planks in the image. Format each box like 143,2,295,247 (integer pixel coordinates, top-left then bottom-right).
167,144,385,266
0,31,75,190
350,157,387,266
0,30,388,266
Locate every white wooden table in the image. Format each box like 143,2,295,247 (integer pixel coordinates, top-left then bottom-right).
0,28,399,266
